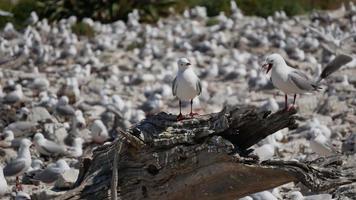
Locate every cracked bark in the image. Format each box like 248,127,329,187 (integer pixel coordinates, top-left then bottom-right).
54,105,356,200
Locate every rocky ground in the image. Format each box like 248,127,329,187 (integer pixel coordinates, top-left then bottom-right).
0,1,356,199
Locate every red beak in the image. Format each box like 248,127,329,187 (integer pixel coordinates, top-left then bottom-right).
262,63,272,74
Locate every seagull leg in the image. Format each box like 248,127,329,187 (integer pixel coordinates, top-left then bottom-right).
15,176,22,191
287,94,297,111
177,100,184,121
189,99,198,117
284,94,288,110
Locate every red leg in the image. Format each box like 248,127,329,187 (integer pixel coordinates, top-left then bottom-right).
16,176,23,191
177,100,185,121
189,99,198,117
287,94,297,111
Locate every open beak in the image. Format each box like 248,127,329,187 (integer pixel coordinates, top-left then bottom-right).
262,63,272,74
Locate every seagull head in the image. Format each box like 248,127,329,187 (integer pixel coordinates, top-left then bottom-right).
20,138,32,148
262,53,285,74
33,132,45,142
177,57,191,70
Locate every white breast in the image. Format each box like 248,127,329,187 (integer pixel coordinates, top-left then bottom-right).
176,69,199,101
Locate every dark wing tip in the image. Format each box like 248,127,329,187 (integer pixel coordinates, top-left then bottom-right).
320,54,353,79
312,84,322,91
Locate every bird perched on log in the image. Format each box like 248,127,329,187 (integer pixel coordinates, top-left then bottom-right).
172,57,202,121
262,53,352,111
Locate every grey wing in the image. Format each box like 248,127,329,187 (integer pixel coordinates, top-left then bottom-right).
34,168,61,183
172,77,178,96
42,141,65,154
3,159,26,176
289,71,317,91
320,54,353,79
196,79,202,95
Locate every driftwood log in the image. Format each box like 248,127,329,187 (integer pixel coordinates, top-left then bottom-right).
56,105,356,200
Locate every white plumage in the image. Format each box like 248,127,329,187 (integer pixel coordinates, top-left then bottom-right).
172,57,202,120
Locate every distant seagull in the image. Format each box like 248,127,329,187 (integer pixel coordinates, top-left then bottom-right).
0,165,9,196
3,84,23,104
67,137,84,158
33,159,70,184
33,133,67,157
0,130,17,148
172,58,202,120
55,96,76,117
3,139,32,191
90,119,110,144
15,191,31,200
72,110,86,129
309,130,338,157
262,53,352,110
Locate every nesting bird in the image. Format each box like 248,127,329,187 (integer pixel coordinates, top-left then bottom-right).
67,137,84,158
262,53,352,110
33,159,70,184
33,133,67,157
90,119,109,144
3,84,23,104
172,58,202,120
55,96,76,118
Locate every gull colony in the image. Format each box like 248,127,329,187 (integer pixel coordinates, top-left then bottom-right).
1,1,356,199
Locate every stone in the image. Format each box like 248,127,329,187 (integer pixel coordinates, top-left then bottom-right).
54,168,79,189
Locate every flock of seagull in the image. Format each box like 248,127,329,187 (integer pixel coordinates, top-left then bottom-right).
0,1,355,200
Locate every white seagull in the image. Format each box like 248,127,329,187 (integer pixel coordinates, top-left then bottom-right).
3,138,32,191
262,53,352,110
33,133,67,157
172,57,202,120
90,119,110,144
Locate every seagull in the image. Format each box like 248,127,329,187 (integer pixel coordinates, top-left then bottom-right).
67,137,84,158
262,53,352,110
55,96,76,119
90,119,110,144
172,57,202,120
309,130,338,157
3,138,32,191
3,84,23,104
72,110,86,129
15,191,31,200
33,159,70,184
0,165,9,196
0,130,18,148
33,133,67,157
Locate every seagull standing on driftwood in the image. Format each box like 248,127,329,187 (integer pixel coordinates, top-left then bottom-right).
172,58,202,121
262,53,352,111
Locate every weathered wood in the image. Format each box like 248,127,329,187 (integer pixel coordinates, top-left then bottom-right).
54,105,356,200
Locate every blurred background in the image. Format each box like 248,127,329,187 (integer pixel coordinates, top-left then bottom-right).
0,0,356,199
1,0,356,30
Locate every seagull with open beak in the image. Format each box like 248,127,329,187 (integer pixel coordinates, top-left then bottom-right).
172,57,202,121
262,53,352,111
